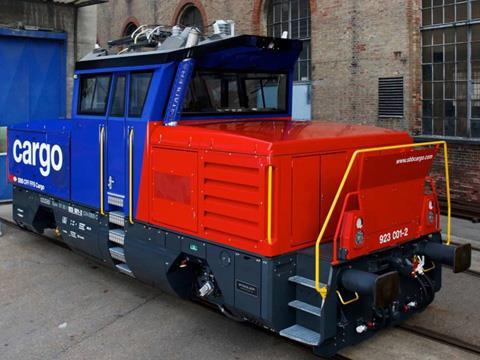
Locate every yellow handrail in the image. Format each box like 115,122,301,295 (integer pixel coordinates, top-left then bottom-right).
99,126,105,216
267,165,273,245
336,290,360,305
315,140,451,298
129,128,134,225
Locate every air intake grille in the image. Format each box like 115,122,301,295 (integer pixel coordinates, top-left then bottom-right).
378,77,404,118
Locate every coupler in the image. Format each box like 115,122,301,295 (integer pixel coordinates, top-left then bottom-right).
418,242,471,273
340,269,400,308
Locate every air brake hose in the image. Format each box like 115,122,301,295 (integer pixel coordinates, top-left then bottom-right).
416,274,434,308
420,273,435,307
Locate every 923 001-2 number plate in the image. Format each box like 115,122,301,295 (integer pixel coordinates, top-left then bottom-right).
379,227,409,244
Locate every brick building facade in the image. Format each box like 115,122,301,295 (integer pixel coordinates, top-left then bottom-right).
96,0,480,216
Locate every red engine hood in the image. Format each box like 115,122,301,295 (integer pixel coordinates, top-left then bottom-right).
151,120,412,155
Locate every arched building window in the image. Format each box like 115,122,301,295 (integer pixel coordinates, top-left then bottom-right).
123,22,138,37
266,0,311,82
178,5,204,31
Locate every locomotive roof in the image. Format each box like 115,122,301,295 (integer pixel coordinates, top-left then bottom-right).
75,35,302,72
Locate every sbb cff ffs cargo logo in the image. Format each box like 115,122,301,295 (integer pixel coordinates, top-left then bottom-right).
12,140,63,177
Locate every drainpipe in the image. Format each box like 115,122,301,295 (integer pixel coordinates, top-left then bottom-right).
74,6,78,61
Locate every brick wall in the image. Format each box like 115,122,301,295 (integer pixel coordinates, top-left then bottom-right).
96,0,480,213
430,143,480,213
97,1,256,48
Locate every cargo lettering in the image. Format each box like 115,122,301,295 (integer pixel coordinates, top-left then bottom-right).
13,139,63,177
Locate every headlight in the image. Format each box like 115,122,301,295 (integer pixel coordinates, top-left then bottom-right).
356,217,364,229
428,211,435,224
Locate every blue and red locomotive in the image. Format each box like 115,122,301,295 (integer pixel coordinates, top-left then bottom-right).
7,25,471,356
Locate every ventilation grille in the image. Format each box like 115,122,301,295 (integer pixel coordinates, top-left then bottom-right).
200,155,263,243
378,77,404,118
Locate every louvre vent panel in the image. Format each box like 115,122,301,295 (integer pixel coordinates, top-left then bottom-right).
200,155,265,243
378,77,404,117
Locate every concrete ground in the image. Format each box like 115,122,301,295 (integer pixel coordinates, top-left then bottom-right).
1,221,479,360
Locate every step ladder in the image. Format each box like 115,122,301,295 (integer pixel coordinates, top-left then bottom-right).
107,211,134,277
279,275,327,346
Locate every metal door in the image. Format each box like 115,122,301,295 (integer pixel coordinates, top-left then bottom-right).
106,74,128,212
0,28,66,201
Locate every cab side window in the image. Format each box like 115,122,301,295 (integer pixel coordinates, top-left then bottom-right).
129,72,152,117
110,75,126,117
78,74,111,115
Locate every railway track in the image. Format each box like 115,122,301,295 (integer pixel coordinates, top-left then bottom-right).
398,324,480,356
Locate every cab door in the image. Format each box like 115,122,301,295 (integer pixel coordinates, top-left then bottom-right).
106,73,128,211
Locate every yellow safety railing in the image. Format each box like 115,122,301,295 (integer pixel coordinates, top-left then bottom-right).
128,128,134,225
99,126,105,216
267,165,273,245
315,141,451,299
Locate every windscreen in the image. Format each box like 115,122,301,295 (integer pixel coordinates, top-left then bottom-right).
182,71,288,115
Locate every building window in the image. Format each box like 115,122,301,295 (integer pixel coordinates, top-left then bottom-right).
421,0,480,138
178,5,204,31
123,22,138,37
266,0,311,82
378,77,404,118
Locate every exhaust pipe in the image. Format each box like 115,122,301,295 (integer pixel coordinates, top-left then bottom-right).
418,242,471,273
340,270,400,308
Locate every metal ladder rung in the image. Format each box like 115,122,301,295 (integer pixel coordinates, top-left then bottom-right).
289,275,327,290
109,211,125,227
279,324,321,346
109,229,125,246
116,263,134,277
288,300,322,317
109,246,126,263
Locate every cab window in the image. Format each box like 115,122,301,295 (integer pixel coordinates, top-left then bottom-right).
78,74,111,115
129,72,152,117
110,75,126,117
182,71,288,115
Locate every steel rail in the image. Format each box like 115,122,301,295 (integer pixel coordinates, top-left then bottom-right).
399,324,480,356
315,141,451,298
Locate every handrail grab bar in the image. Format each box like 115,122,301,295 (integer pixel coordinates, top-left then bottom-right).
314,140,451,299
128,128,134,225
99,126,105,216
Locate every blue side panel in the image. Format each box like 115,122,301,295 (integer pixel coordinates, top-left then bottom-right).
70,118,104,208
0,155,9,201
8,120,71,199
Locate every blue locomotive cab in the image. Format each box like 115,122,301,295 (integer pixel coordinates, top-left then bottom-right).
70,64,176,210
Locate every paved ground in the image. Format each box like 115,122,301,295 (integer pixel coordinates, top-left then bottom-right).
1,223,478,360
